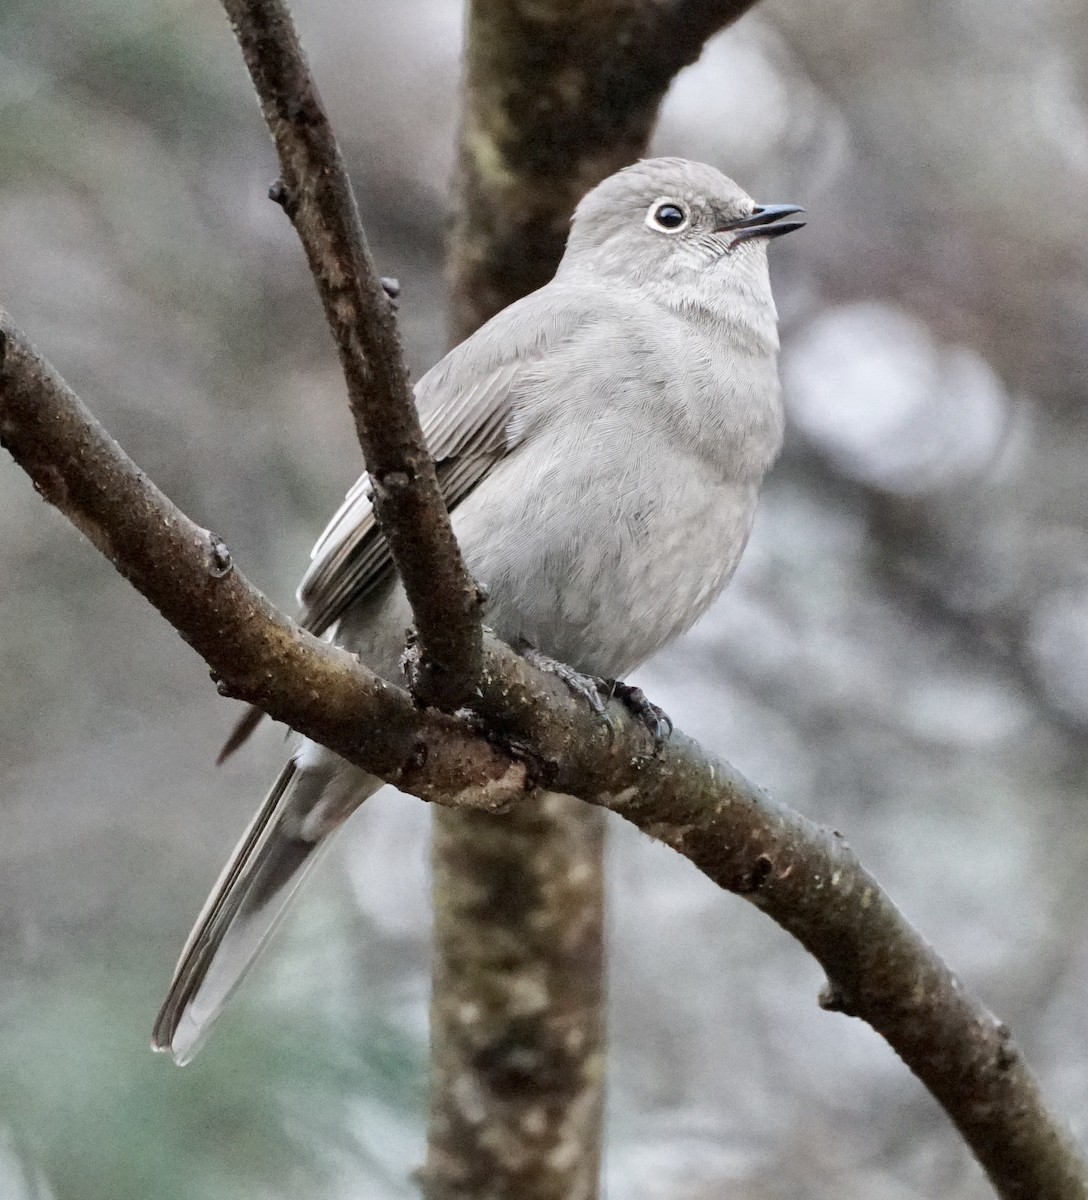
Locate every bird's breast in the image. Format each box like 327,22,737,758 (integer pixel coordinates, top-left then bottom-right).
452,429,760,679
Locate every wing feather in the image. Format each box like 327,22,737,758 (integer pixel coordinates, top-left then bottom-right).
296,358,525,634
220,287,598,759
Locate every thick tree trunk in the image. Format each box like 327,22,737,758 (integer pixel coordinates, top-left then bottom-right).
425,799,606,1200
424,2,762,1196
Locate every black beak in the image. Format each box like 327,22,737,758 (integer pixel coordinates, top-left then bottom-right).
716,203,805,245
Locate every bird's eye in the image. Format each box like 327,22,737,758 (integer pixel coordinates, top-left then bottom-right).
646,199,689,233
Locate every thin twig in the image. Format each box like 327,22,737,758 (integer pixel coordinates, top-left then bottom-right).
1,308,1084,1200
220,0,482,711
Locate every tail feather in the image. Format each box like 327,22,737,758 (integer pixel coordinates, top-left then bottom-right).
217,704,265,765
152,756,376,1064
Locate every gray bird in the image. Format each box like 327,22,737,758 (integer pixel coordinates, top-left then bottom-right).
152,157,802,1064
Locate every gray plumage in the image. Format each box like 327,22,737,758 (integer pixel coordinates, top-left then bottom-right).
152,157,800,1064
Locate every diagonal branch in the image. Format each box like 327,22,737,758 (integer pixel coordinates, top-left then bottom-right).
220,0,482,711
0,313,512,805
1,308,1085,1200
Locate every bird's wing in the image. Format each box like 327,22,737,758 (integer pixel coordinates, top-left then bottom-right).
295,356,524,636
220,286,598,761
296,285,599,634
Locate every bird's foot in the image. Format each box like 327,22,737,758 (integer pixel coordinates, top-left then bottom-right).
607,680,673,755
515,640,672,754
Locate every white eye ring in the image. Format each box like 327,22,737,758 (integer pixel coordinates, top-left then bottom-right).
646,197,690,233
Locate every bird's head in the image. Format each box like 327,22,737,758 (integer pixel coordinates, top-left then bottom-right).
562,157,803,305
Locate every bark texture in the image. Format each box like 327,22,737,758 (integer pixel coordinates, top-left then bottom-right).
1,308,1086,1199
425,801,605,1200
430,3,763,1196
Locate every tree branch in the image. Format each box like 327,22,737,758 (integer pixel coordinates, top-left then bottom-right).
0,313,512,805
1,309,1084,1200
219,0,482,711
657,0,767,73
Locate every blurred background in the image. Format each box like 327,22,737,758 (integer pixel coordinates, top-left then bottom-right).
2,0,1087,1196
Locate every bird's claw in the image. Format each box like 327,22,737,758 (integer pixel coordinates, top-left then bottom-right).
515,641,670,754
608,681,673,755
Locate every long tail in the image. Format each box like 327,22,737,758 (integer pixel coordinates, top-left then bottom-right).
152,754,379,1064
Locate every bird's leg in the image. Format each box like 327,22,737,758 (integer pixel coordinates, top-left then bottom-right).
515,639,614,727
514,640,672,755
